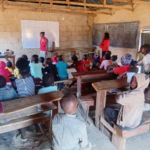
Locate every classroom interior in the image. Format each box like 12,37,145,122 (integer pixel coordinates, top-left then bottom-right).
0,0,150,150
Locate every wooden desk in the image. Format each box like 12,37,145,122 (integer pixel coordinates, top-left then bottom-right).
92,79,128,131
72,70,117,96
49,47,96,60
0,91,64,134
0,55,15,66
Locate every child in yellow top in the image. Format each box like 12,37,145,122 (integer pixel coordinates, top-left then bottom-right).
5,61,15,73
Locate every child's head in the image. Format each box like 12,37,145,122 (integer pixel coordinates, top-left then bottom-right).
111,55,117,61
103,32,110,40
141,44,150,55
16,58,30,78
6,61,12,68
130,76,138,90
0,75,6,88
40,32,45,38
46,58,52,65
72,55,78,62
106,51,111,56
43,74,54,87
57,55,63,62
130,73,149,90
22,55,28,61
52,55,58,63
39,57,45,64
121,54,132,66
31,55,39,63
60,94,78,115
104,54,111,60
83,54,88,60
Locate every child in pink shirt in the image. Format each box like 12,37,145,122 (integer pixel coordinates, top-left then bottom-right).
100,54,112,70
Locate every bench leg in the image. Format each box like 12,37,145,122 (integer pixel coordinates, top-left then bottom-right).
112,125,126,150
77,76,82,97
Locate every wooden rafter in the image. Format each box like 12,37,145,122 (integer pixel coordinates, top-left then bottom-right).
100,0,104,4
0,1,112,15
112,0,150,6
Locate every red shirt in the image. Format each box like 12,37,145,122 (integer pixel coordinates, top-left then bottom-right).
114,66,130,75
0,61,12,82
76,60,88,72
99,39,110,51
40,37,47,51
99,58,104,62
83,60,90,71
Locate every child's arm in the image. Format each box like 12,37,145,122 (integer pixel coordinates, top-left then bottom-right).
80,123,91,150
99,61,104,70
116,91,135,105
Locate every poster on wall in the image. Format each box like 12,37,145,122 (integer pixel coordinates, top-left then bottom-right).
21,20,59,49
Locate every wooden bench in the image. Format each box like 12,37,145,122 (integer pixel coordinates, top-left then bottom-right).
92,79,150,150
0,91,64,134
72,70,117,97
92,78,128,130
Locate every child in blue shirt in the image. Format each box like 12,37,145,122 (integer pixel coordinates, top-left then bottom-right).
0,75,18,102
29,55,43,79
56,55,69,90
38,73,57,94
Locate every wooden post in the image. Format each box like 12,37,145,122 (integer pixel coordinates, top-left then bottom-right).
95,90,106,131
112,125,126,150
52,101,59,118
77,76,82,97
2,0,4,12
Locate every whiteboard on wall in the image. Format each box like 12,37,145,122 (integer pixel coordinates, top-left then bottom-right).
21,20,59,49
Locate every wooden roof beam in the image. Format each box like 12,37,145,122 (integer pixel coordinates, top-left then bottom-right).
1,0,133,12
0,2,112,15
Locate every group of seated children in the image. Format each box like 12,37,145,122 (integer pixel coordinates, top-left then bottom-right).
0,44,150,149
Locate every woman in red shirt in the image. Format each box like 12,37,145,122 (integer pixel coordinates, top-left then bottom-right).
39,32,48,59
99,32,110,58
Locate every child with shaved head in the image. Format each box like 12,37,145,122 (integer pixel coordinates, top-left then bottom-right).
52,94,91,150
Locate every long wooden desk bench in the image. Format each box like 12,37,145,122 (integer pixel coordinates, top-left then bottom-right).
92,78,150,150
72,70,117,96
0,91,64,134
92,78,128,130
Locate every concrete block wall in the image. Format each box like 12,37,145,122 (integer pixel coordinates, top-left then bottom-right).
0,11,93,62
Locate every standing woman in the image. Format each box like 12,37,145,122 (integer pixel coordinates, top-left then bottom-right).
39,32,48,59
99,32,110,58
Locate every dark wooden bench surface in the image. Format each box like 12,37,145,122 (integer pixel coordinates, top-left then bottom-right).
0,91,64,134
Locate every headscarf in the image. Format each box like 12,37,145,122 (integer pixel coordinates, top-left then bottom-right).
0,61,6,69
121,54,132,66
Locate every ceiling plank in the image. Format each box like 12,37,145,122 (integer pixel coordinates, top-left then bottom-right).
0,2,112,15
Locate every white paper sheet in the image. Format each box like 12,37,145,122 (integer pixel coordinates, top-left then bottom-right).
21,20,59,49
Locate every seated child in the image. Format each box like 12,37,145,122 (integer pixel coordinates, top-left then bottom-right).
14,58,22,79
22,54,30,65
71,55,88,72
92,54,100,68
105,73,149,128
29,55,43,79
38,74,57,94
14,58,40,141
5,61,15,73
0,61,12,83
56,55,69,90
67,55,88,88
107,54,132,75
52,55,58,64
39,57,46,68
137,44,150,73
52,94,91,150
0,75,18,102
14,58,35,97
111,55,118,65
83,54,91,71
100,54,113,70
43,58,58,81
